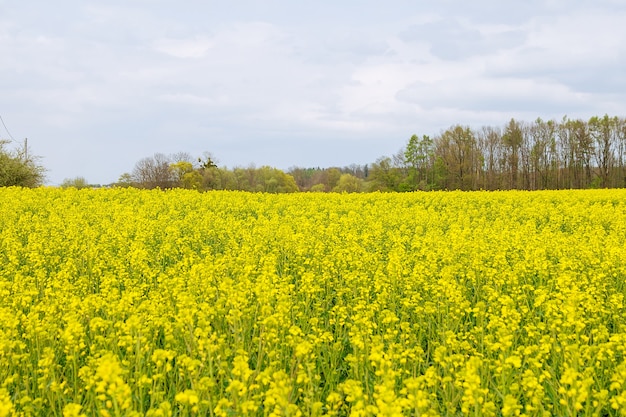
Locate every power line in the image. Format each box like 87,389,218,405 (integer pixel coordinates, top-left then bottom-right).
0,114,16,141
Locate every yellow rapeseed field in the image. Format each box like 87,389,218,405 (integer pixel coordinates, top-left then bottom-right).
1,187,626,416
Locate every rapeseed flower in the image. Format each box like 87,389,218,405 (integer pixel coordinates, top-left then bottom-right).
1,188,626,415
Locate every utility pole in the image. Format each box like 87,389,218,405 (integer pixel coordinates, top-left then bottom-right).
24,138,28,160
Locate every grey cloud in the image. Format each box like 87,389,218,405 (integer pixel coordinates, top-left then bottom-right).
324,35,390,63
432,0,570,25
396,77,593,116
481,8,626,95
399,18,526,61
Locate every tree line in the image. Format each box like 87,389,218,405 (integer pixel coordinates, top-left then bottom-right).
8,114,626,191
103,114,625,192
394,114,626,192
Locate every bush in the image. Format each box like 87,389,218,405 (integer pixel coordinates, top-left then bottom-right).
0,140,45,187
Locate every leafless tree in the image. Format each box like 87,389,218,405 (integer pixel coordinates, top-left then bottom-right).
131,153,176,189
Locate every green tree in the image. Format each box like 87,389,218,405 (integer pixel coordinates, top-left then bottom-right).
326,168,342,191
368,156,402,191
200,166,223,190
0,139,45,187
288,167,319,191
198,152,218,170
60,177,90,189
224,165,298,193
116,173,134,188
257,166,298,193
404,134,434,190
169,161,202,190
333,173,363,193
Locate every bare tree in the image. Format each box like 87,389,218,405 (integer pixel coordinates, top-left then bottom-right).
131,153,176,189
589,115,617,187
435,125,480,190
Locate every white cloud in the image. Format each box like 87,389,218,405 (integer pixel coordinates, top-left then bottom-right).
153,36,214,59
157,93,231,107
2,1,626,184
397,77,591,115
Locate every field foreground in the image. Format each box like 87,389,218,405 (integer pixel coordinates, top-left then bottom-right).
1,188,626,416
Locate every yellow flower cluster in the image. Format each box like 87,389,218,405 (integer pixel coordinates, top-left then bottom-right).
1,187,626,416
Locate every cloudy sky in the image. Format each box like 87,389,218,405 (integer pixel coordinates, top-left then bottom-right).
1,1,625,185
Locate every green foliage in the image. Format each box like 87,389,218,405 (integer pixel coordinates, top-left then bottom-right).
0,139,45,187
116,173,134,188
368,156,403,192
170,161,202,190
333,173,362,193
404,134,434,190
198,154,218,170
117,114,626,193
246,166,298,193
326,168,342,191
60,177,90,189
